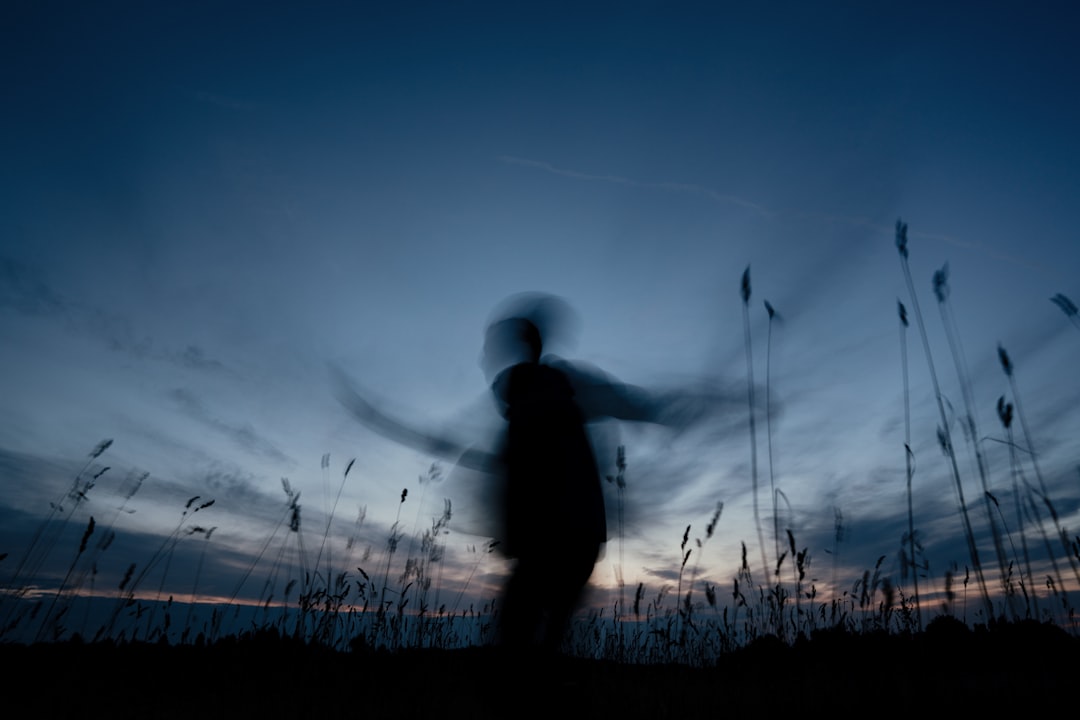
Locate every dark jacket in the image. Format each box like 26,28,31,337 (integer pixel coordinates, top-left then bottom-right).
492,361,606,558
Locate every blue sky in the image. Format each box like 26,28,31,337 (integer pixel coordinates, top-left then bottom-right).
3,1,1079,638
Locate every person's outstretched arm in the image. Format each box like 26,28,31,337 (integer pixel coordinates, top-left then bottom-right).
329,364,497,472
550,357,750,430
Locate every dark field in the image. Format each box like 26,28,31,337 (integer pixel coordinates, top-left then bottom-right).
5,618,1076,718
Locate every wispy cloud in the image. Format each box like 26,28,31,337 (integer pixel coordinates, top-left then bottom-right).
902,227,1054,276
498,155,771,215
0,258,156,358
0,257,66,317
499,158,1050,277
2,256,232,375
178,345,227,373
0,447,78,510
170,388,293,466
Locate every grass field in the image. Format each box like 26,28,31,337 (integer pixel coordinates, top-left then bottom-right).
3,226,1080,715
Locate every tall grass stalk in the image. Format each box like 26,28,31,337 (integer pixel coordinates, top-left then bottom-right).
34,516,95,642
764,299,780,570
450,539,497,618
605,445,627,641
897,300,922,630
278,481,311,638
740,266,769,590
1022,469,1069,621
830,507,844,603
212,479,299,642
995,397,1038,619
2,440,111,631
374,487,408,648
997,345,1080,590
679,502,722,652
785,528,809,637
675,523,692,648
895,219,992,620
182,526,216,640
103,495,215,640
35,468,147,641
933,265,1013,614
312,454,337,597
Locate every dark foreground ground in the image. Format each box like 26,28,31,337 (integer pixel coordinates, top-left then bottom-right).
4,619,1077,718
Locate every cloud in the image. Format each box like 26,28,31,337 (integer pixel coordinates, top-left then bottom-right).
906,227,1056,277
2,257,233,378
498,155,770,215
0,257,66,317
0,446,104,513
0,256,140,354
169,388,293,466
178,345,227,373
640,565,683,584
497,159,1052,284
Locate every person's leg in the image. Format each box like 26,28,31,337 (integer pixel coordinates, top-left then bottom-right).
498,557,544,650
540,540,600,653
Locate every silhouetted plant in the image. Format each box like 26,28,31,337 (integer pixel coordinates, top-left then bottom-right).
1,439,112,638
895,219,992,620
739,266,769,605
1050,293,1079,330
763,298,784,582
897,299,923,630
933,264,1012,615
997,344,1080,593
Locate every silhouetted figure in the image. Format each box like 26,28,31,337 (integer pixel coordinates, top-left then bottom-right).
333,292,743,657
479,293,708,654
486,315,607,651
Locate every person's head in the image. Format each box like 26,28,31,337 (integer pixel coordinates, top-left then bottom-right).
480,292,579,380
482,317,541,376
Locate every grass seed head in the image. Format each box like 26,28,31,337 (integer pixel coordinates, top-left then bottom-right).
895,219,908,258
79,516,95,554
998,344,1013,376
1051,293,1078,317
932,263,949,303
996,396,1013,428
90,439,113,458
705,502,723,539
936,426,951,455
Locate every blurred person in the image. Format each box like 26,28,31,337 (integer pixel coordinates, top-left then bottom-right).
480,295,663,652
333,292,740,655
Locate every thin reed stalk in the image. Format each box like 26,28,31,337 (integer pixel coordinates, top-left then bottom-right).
898,300,923,629
605,445,627,638
2,440,111,625
996,397,1038,618
183,526,216,640
103,495,215,640
997,345,1080,589
764,299,780,569
740,266,769,589
933,265,1012,614
895,219,993,620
